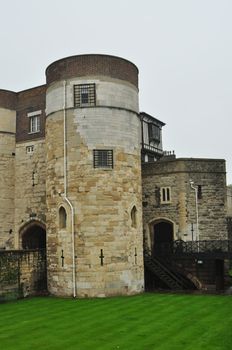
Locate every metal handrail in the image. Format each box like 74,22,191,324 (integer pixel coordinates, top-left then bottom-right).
153,240,232,256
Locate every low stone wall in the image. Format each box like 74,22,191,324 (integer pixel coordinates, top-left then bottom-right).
0,249,47,301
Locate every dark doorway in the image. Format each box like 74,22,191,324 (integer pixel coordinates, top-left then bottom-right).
153,221,173,255
215,259,224,290
22,225,46,249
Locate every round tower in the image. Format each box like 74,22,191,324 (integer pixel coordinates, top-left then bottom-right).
45,54,144,297
0,90,17,249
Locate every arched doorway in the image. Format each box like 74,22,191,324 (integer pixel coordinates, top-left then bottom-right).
153,220,173,255
21,222,46,249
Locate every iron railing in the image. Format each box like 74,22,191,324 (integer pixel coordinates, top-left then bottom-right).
141,143,163,155
152,240,232,258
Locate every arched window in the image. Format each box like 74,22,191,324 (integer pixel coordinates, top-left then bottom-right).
131,206,137,228
59,206,67,229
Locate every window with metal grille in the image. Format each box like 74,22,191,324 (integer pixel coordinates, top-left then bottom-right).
93,150,113,168
74,84,96,107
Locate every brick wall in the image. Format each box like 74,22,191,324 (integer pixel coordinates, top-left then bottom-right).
0,89,17,110
46,54,138,87
16,85,46,142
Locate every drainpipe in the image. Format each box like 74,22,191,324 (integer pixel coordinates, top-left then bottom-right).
63,80,76,298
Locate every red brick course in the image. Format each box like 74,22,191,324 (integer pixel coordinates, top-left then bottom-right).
46,54,138,87
1,55,138,143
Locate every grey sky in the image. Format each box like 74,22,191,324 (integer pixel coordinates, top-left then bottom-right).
1,0,231,182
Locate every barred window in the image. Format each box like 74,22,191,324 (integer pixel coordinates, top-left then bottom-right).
74,84,96,107
160,187,171,204
93,150,113,168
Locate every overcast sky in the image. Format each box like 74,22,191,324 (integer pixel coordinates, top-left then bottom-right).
1,0,231,183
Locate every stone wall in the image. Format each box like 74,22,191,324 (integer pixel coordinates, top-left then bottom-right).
45,56,144,297
46,108,144,297
0,105,16,249
0,249,46,301
142,158,228,249
227,186,232,216
14,139,46,247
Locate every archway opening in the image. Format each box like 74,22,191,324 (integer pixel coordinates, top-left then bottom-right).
22,224,46,249
153,221,173,255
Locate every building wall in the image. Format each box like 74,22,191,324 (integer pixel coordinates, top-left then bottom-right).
0,133,15,248
45,55,144,297
13,86,47,247
0,90,17,248
14,139,46,248
142,158,228,250
16,86,46,142
46,54,138,87
227,186,232,217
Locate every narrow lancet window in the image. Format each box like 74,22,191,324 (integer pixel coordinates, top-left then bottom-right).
131,206,137,228
59,206,67,229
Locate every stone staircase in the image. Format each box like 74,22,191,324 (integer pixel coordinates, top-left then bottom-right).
144,249,197,290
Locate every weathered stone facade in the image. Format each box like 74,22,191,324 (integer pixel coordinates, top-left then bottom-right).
142,157,228,251
0,101,16,249
0,250,46,301
15,139,46,247
0,54,229,297
45,57,143,297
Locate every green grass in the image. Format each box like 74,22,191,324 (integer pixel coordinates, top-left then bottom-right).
0,293,232,350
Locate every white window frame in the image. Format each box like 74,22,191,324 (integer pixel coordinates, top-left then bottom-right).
160,187,171,204
26,145,34,154
27,110,41,134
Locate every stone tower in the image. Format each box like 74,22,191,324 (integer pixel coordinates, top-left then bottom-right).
45,55,144,297
0,90,17,249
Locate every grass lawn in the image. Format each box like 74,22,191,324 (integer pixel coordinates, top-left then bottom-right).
0,293,232,350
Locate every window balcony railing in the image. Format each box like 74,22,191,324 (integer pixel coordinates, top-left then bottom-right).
141,143,163,155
